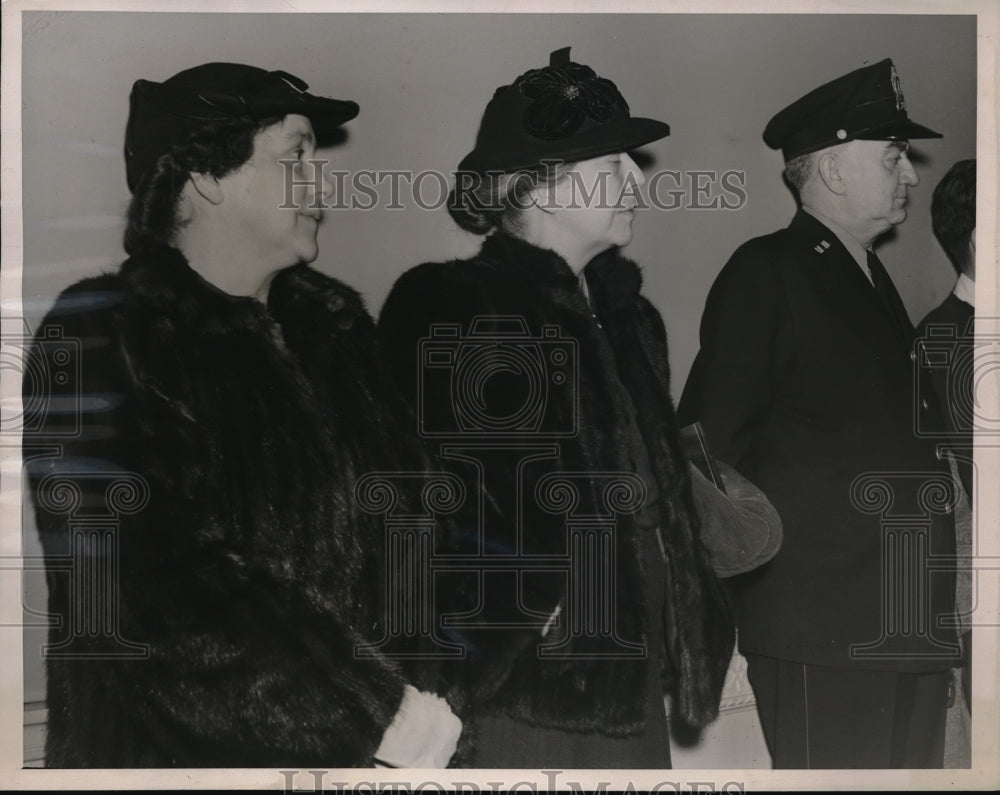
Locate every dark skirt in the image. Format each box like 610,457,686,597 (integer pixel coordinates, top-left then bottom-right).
465,527,671,769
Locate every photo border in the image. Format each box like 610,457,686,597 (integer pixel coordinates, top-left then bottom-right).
2,0,997,790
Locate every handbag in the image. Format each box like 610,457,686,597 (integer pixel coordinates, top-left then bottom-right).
680,422,783,578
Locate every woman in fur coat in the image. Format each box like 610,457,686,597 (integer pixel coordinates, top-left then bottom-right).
25,62,460,768
378,49,779,768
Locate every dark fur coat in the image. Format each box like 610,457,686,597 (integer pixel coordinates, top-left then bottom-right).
378,232,734,734
26,246,417,767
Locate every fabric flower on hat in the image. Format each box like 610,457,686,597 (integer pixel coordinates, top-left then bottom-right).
517,63,629,140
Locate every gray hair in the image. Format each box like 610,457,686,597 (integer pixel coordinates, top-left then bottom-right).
448,161,575,236
783,151,819,198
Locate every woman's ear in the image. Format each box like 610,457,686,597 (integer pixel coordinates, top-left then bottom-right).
189,172,225,206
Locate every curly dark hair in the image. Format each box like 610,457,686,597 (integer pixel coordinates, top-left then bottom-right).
931,158,976,276
124,115,281,255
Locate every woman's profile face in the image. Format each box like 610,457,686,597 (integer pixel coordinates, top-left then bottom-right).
540,152,646,257
213,114,329,273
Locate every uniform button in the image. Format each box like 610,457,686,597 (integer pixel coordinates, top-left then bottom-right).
921,398,930,410
910,350,917,362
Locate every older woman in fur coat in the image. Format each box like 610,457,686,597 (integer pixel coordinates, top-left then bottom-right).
25,62,459,768
379,50,778,769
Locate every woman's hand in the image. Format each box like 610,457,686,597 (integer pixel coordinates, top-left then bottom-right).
374,684,463,768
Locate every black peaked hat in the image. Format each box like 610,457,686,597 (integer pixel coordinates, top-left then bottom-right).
458,47,670,173
125,62,359,192
763,58,942,161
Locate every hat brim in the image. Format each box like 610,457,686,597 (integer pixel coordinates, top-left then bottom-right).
855,117,943,141
291,96,360,132
134,80,359,131
458,116,669,173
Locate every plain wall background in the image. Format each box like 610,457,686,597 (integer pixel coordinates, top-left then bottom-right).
19,10,977,711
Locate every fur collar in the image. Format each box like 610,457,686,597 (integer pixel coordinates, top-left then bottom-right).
119,244,272,330
477,232,644,313
585,249,644,313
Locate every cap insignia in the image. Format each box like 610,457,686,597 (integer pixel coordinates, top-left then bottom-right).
890,63,906,112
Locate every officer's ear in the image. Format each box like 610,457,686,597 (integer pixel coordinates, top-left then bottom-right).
189,171,225,206
817,150,846,196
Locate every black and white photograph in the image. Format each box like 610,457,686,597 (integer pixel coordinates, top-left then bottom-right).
1,0,997,790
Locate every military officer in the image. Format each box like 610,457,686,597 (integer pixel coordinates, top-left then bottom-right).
679,59,958,769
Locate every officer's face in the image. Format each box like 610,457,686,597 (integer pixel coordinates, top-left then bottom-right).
838,139,919,237
216,114,331,271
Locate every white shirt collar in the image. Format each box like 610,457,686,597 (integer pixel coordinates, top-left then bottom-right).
953,272,975,307
803,206,873,284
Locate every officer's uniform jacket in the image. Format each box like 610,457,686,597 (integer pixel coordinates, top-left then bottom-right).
679,210,957,673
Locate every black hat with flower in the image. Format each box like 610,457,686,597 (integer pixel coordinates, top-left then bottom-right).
458,47,670,173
